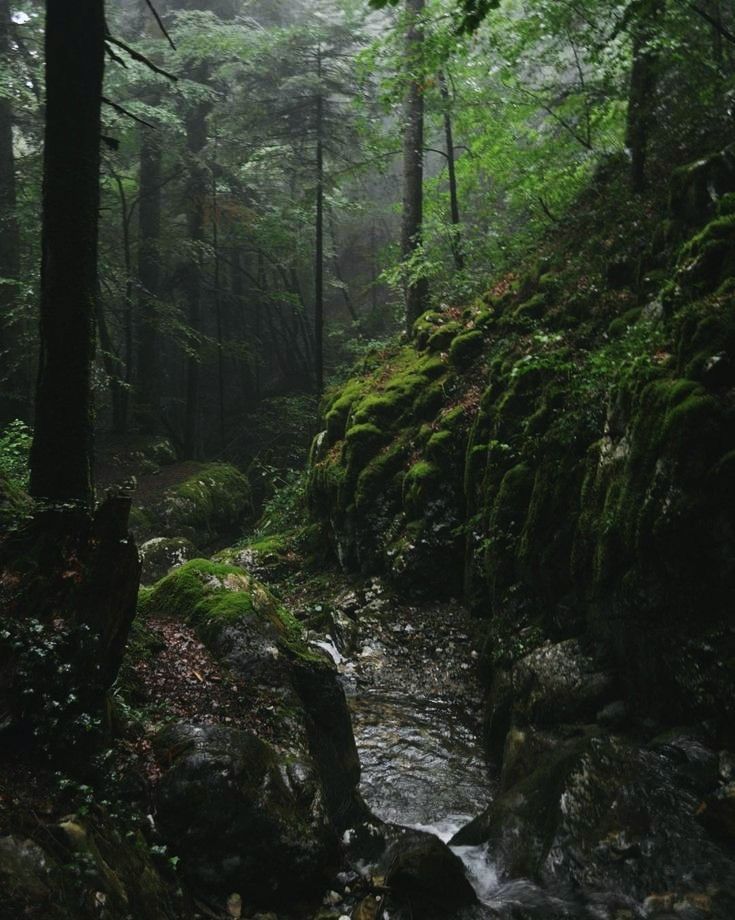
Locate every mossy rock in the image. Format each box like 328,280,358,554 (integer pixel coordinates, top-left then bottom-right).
426,321,463,353
154,462,252,546
140,558,306,653
449,330,485,368
139,536,197,585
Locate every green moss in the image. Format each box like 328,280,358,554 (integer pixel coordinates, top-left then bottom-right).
355,439,409,509
344,423,386,466
607,307,642,339
403,460,440,515
677,211,735,294
449,330,485,368
513,292,548,323
140,558,309,654
427,321,463,353
324,378,368,445
157,463,252,545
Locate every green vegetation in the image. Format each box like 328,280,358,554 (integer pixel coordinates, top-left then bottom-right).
140,559,307,654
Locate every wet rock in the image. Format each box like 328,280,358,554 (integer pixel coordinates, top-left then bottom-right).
384,828,477,917
452,736,735,917
698,781,735,840
139,535,197,584
597,700,629,730
511,639,615,728
154,723,337,909
56,810,177,919
0,836,55,905
501,723,595,791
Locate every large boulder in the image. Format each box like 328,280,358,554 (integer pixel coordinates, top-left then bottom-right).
154,723,336,909
383,828,477,917
141,559,372,900
133,462,252,547
452,733,735,918
139,536,197,585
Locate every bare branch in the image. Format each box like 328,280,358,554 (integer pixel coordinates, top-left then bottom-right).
102,96,156,129
105,34,178,81
144,0,177,50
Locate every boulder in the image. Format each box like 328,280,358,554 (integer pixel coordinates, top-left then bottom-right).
141,462,252,547
139,536,197,585
510,639,615,728
154,723,337,909
384,828,477,917
452,735,735,917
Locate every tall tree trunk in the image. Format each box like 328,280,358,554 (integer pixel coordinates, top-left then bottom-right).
29,0,105,506
182,84,209,459
402,0,428,332
314,47,325,397
439,71,464,272
626,0,664,193
135,121,162,434
0,0,25,424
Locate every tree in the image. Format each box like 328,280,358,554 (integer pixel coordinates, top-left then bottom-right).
28,0,107,506
402,0,429,331
0,0,24,424
626,0,665,191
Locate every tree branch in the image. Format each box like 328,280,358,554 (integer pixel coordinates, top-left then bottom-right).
144,0,177,51
101,97,156,129
690,3,735,46
105,34,178,81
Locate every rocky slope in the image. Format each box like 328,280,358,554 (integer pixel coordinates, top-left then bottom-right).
305,148,735,915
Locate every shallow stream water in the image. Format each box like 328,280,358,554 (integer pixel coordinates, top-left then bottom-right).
315,588,567,918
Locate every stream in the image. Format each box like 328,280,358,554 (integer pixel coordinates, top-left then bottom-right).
312,581,569,919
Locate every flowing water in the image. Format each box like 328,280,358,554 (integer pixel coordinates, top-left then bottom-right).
315,587,567,918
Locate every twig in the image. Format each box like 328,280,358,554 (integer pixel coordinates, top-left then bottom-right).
145,0,177,51
689,2,735,46
101,96,156,129
104,42,128,68
105,34,178,81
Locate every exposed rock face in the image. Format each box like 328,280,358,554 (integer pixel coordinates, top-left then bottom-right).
154,723,337,908
307,151,735,734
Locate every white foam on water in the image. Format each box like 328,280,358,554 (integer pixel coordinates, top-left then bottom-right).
312,635,344,664
409,815,501,906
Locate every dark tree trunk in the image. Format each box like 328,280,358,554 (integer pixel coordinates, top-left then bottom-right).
626,0,664,193
182,84,210,459
0,0,26,424
135,122,162,434
402,0,428,332
439,71,464,272
315,48,325,396
0,0,140,755
29,0,105,507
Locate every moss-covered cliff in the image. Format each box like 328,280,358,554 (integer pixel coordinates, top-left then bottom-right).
307,149,735,732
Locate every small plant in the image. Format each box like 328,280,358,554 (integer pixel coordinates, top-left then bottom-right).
0,419,32,488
